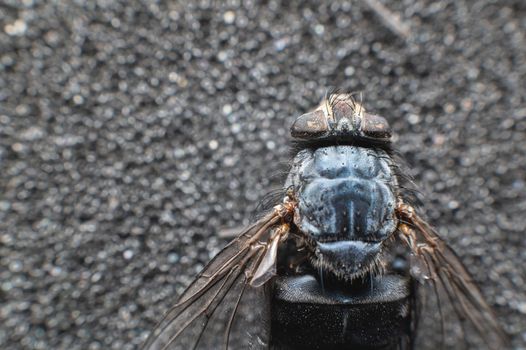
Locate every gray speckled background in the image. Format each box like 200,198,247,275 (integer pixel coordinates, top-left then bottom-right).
0,0,524,349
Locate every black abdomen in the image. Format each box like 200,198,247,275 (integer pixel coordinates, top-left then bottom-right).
271,275,411,350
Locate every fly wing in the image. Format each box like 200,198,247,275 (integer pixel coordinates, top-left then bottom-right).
398,208,509,350
142,212,286,350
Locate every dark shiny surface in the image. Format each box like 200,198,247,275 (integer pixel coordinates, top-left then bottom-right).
271,275,411,350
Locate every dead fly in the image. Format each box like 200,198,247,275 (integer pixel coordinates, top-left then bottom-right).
142,94,508,350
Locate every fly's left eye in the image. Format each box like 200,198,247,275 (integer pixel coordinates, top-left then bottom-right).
361,113,392,140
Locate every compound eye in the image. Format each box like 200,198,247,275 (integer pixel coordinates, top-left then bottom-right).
290,110,329,139
361,113,392,140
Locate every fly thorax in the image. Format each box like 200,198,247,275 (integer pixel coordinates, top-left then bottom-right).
286,146,398,277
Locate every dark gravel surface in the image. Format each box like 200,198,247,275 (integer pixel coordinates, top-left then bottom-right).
1,0,525,349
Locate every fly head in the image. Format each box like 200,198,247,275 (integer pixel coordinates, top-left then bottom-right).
290,93,392,143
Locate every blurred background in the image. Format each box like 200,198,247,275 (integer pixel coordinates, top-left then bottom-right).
0,0,525,349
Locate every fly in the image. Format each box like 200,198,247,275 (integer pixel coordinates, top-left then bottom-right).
142,93,508,350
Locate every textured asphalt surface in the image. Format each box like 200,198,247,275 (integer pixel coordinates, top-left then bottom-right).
1,1,525,349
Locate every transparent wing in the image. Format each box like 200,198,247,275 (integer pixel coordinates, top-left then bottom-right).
398,207,509,350
142,212,286,350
